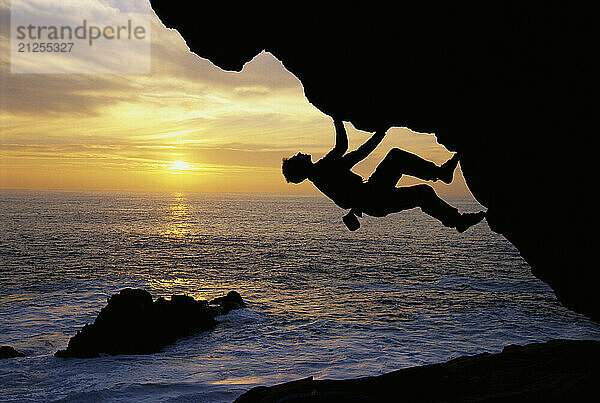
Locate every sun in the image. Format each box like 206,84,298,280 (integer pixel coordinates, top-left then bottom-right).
168,160,193,171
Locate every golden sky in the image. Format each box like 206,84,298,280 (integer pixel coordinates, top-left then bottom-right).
0,1,472,197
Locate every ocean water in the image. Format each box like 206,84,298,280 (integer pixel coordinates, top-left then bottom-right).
1,190,599,402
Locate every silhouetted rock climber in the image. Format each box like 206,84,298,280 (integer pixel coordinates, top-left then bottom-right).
282,119,485,232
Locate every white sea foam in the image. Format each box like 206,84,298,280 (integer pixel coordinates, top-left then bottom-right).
1,190,599,401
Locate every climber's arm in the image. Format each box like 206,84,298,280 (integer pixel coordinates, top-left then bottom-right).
342,128,387,167
324,119,348,159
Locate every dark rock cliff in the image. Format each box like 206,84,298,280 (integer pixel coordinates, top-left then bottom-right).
149,3,597,321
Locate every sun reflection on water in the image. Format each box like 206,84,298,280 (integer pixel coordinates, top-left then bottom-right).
161,192,193,239
146,276,211,302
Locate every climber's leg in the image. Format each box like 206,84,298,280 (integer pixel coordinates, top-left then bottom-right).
367,148,459,187
385,184,485,231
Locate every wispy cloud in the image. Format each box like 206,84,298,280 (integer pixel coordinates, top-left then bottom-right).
0,1,469,196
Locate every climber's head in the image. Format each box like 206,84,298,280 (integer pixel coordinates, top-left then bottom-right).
282,152,313,183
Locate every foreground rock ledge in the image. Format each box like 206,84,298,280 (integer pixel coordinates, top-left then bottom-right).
0,346,25,359
55,288,245,358
235,339,600,402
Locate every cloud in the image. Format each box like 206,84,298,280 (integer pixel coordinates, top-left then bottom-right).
0,1,469,196
1,1,302,117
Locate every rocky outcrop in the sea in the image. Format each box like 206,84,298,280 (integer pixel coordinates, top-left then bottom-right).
55,288,245,358
0,346,25,359
234,339,600,402
149,3,598,322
